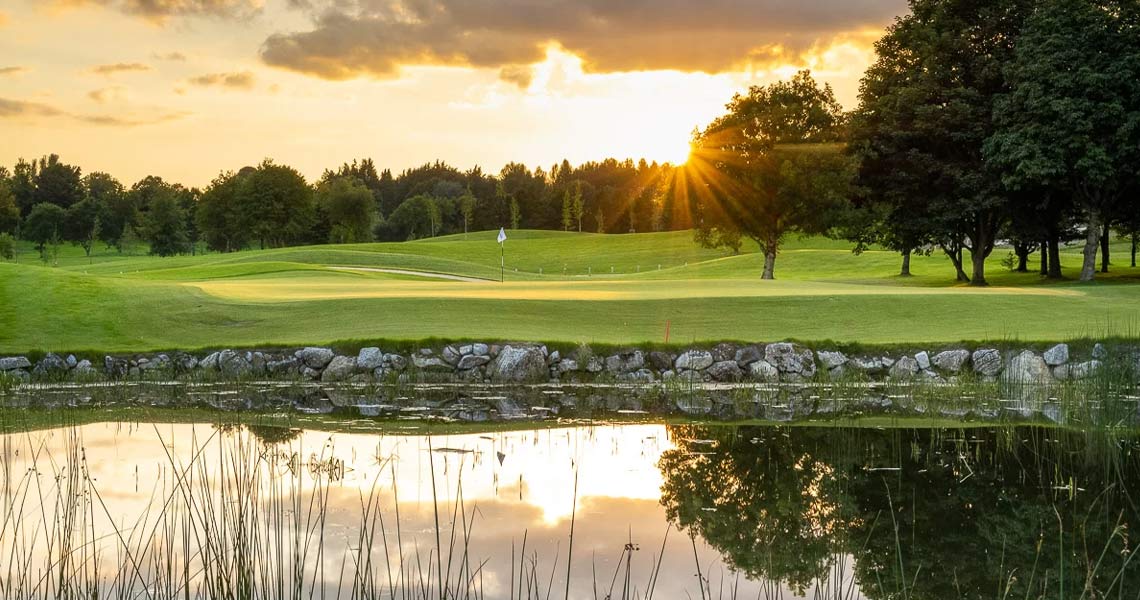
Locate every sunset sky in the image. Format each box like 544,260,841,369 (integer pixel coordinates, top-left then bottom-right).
0,0,906,186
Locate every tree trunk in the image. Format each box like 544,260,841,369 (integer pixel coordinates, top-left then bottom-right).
1100,221,1110,273
1039,240,1048,275
900,249,912,277
1014,243,1030,272
1132,233,1137,268
1079,212,1101,282
943,243,970,283
969,248,988,287
761,240,777,280
1047,230,1063,279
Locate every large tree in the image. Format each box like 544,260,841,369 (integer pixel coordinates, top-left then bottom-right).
848,0,1032,286
196,171,252,253
32,155,84,210
23,202,66,254
688,70,854,279
239,161,314,249
0,183,18,234
143,189,191,257
316,176,376,244
985,0,1140,281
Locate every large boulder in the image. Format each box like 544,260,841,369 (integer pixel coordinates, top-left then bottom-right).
218,350,253,376
675,350,714,371
605,351,645,374
357,347,385,370
648,351,675,371
296,347,335,370
34,353,68,376
748,359,779,382
1003,350,1052,386
816,351,848,370
1069,360,1102,380
321,355,357,382
489,345,548,383
707,360,743,382
764,343,814,374
931,349,970,373
889,357,920,379
0,357,31,371
914,351,931,370
711,343,738,362
411,354,450,371
1043,344,1069,366
457,354,491,370
848,356,884,374
441,345,462,366
972,349,1003,377
734,345,763,367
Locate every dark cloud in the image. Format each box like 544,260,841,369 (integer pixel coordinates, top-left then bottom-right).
0,66,30,76
498,65,533,89
0,98,65,118
261,0,905,79
0,96,187,127
187,71,256,89
91,62,152,75
54,0,263,21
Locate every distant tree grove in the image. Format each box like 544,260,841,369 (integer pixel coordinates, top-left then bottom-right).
0,0,1136,284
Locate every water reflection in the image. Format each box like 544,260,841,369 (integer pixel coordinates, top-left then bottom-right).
1,421,1137,599
660,425,1140,599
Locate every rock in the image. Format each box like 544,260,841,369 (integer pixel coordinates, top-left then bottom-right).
889,357,920,379
73,359,94,374
816,351,848,370
218,350,253,376
549,350,561,363
1003,351,1052,386
411,354,450,371
0,357,31,371
880,356,896,367
174,352,199,372
675,350,714,371
914,351,931,370
321,356,357,382
34,353,68,375
557,359,580,373
748,360,779,382
442,345,462,366
301,366,322,379
605,351,645,374
384,354,408,371
586,357,604,373
267,358,299,375
1069,360,1102,380
104,356,129,378
849,356,884,374
1043,344,1069,366
711,343,737,362
764,343,813,374
648,351,675,371
1092,343,1108,360
931,349,970,373
200,351,222,370
972,349,1002,377
357,347,385,370
296,347,335,369
619,369,656,383
707,360,743,382
457,354,491,370
1053,364,1070,381
734,345,763,367
139,354,171,371
488,345,548,383
828,365,846,380
65,354,78,369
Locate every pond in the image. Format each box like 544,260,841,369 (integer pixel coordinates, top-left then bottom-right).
1,419,1137,599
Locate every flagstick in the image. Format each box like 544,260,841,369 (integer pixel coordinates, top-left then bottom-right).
501,240,505,283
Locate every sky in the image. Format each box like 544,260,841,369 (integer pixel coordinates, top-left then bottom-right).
0,0,907,187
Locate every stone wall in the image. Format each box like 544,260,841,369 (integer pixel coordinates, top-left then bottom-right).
0,340,1134,387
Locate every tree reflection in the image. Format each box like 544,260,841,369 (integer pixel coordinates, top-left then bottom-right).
658,425,1140,598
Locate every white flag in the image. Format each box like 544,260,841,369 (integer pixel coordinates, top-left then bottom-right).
497,227,507,243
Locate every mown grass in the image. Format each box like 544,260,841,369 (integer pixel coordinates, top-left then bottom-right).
2,230,1139,352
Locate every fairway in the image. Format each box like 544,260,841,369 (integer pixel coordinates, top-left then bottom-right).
2,230,1139,352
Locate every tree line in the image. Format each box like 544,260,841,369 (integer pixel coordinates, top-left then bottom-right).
1,0,1137,285
0,152,686,261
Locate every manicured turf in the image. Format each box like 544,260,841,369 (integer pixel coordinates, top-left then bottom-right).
2,230,1138,352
